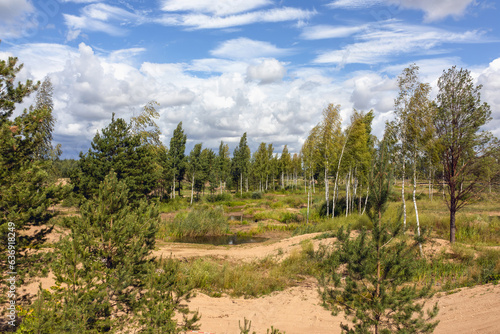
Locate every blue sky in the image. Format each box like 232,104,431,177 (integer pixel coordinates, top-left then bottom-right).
1,0,499,158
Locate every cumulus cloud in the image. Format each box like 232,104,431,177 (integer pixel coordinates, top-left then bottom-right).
7,41,498,159
247,59,286,84
477,58,500,138
0,0,36,38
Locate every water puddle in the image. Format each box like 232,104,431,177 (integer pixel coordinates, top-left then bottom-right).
174,234,268,246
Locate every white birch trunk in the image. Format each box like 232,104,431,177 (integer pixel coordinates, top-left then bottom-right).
362,186,369,215
402,157,407,230
190,174,194,205
325,165,329,217
413,153,423,255
332,133,349,218
346,171,350,217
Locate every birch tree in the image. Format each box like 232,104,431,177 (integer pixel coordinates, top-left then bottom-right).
435,66,497,243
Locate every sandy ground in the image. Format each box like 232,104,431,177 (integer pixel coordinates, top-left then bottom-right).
21,232,500,334
185,282,500,334
153,234,500,334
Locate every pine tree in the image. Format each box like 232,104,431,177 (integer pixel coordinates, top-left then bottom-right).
0,44,39,123
187,143,202,204
167,122,187,198
71,114,159,202
318,136,439,334
232,133,251,195
217,141,230,194
0,57,61,306
23,172,199,332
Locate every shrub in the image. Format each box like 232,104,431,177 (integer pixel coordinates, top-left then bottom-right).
168,206,228,238
251,192,263,199
206,193,233,202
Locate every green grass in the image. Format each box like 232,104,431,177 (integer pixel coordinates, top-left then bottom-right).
413,245,500,290
158,205,228,239
176,241,319,297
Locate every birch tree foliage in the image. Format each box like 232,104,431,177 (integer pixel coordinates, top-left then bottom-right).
280,145,292,187
319,104,342,175
130,100,161,147
343,110,374,183
435,66,497,243
301,124,321,180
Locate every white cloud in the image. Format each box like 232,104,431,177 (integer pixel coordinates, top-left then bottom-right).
477,58,500,138
0,0,37,38
396,0,476,21
301,24,367,39
327,0,476,21
0,0,33,21
211,38,292,60
7,41,498,159
161,0,272,16
247,59,286,84
63,3,141,40
156,7,316,30
314,21,487,65
327,0,383,9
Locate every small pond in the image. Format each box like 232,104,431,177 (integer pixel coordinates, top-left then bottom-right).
174,234,268,246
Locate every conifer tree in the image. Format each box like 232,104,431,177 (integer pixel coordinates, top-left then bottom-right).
0,43,39,123
318,136,439,334
168,122,187,198
232,133,251,195
187,143,202,204
72,114,158,202
217,141,230,194
24,172,199,332
0,56,62,304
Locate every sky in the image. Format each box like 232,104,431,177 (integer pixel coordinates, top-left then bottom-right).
1,0,499,158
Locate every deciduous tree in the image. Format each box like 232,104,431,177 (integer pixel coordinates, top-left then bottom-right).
435,66,498,243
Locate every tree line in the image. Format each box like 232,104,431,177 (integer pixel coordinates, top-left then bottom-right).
54,64,499,244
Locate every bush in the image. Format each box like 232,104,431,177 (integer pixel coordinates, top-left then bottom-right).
280,212,301,224
206,193,233,202
168,206,228,238
251,192,263,199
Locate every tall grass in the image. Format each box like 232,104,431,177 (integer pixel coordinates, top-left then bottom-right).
161,205,228,238
413,245,500,290
177,241,319,297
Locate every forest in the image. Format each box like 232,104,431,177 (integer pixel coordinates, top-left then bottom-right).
1,50,500,333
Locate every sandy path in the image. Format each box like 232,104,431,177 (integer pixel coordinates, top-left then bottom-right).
153,233,500,334
153,233,331,262
186,283,500,334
